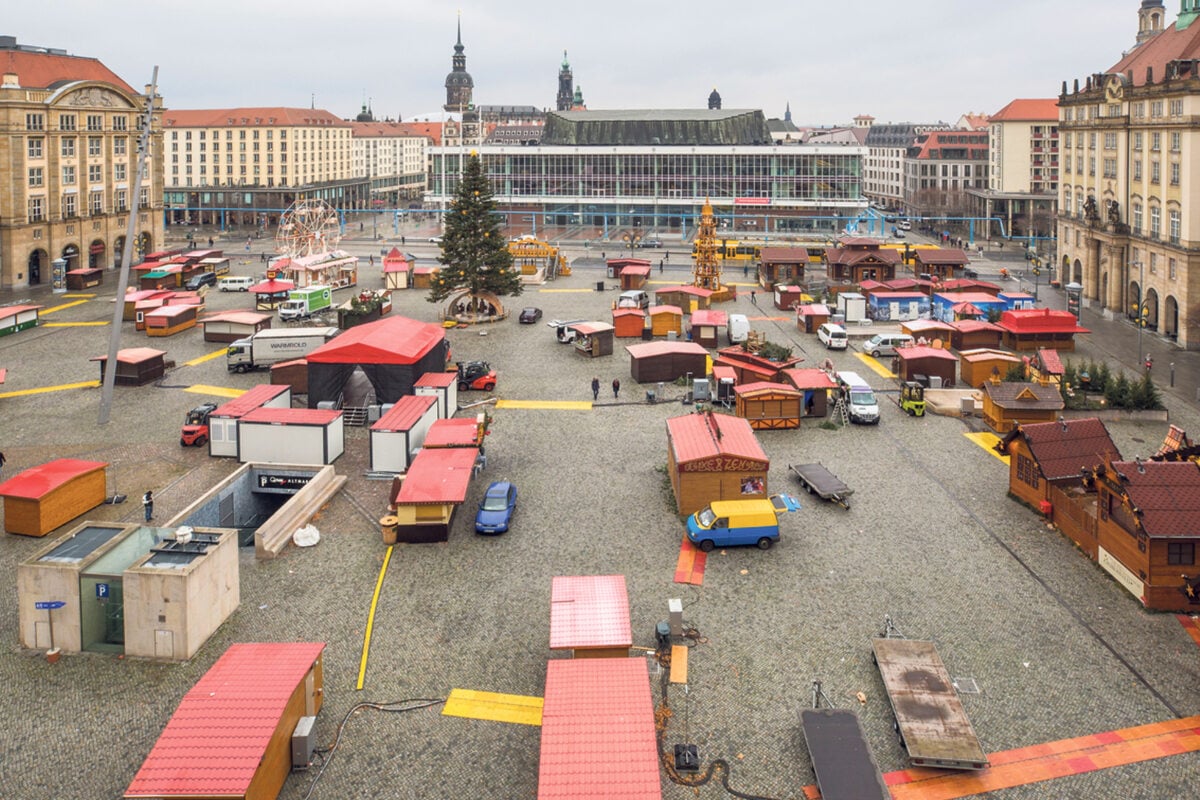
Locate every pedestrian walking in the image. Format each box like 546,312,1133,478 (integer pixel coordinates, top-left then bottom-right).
245,237,251,252
659,259,664,274
743,264,749,277
369,255,374,267
0,451,6,473
142,490,154,522
591,377,600,400
401,236,406,246
612,378,621,399
207,237,213,248
665,251,669,261
261,252,267,263
750,290,757,305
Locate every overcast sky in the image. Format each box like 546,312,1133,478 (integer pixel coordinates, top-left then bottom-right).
9,0,1157,125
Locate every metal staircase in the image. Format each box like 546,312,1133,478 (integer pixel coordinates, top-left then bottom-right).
341,390,376,427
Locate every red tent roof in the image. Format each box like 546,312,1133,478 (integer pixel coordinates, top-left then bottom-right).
124,642,325,798
549,575,632,650
371,394,437,432
538,658,661,800
393,446,478,504
667,412,767,466
211,384,291,419
0,459,107,499
306,315,444,365
248,279,295,294
1036,348,1065,374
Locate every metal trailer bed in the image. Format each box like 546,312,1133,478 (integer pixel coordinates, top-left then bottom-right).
789,463,853,509
870,621,988,771
799,682,890,800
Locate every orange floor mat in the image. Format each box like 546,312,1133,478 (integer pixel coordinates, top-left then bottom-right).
1177,614,1200,648
673,535,707,585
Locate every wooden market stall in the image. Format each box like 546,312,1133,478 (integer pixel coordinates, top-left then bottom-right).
996,308,1091,352
1028,348,1065,387
959,349,1023,388
388,446,479,543
0,304,42,337
382,248,411,290
912,248,970,281
825,238,900,283
757,247,809,290
65,268,103,290
901,319,955,348
570,322,615,357
734,382,803,429
201,310,273,343
0,459,109,537
619,264,651,290
369,394,439,473
648,305,683,337
688,309,727,348
612,308,647,338
90,347,168,386
121,290,173,321
712,364,738,406
248,278,295,310
279,251,358,290
548,574,632,658
981,382,1064,433
144,304,199,337
714,346,803,384
795,303,831,334
606,257,651,280
773,284,808,311
666,411,769,515
125,642,325,800
626,341,709,383
948,319,1005,351
655,284,713,312
894,346,959,388
779,368,837,418
412,265,440,290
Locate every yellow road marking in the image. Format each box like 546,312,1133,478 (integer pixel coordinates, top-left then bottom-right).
495,399,593,410
0,379,100,398
40,299,90,315
184,347,230,367
442,689,544,726
964,431,1009,463
184,384,245,399
357,544,394,691
62,293,97,298
855,352,897,378
42,321,109,327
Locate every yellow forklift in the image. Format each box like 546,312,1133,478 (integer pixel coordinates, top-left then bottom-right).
900,381,926,417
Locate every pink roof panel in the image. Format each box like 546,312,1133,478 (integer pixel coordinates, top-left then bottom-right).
201,310,273,326
895,346,959,362
667,413,768,466
779,368,838,390
415,370,457,388
371,394,438,432
248,279,295,293
0,304,43,320
538,658,661,800
211,384,291,419
689,309,727,326
239,407,341,426
393,446,478,504
549,575,632,650
424,418,481,447
124,642,325,798
0,459,108,499
89,347,166,364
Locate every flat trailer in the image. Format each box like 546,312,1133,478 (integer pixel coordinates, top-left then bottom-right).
871,620,988,771
799,682,889,800
789,463,853,509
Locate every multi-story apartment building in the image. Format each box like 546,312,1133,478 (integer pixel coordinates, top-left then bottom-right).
863,124,921,209
0,36,163,288
1057,0,1200,347
350,122,428,204
161,108,366,228
967,99,1059,247
903,127,989,219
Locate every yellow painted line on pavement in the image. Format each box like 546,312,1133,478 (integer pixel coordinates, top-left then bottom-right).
357,544,394,691
42,321,109,327
495,399,593,410
62,293,97,298
184,384,245,399
538,288,593,293
855,352,897,379
184,347,230,367
964,431,1008,463
40,299,90,315
442,689,544,726
0,379,100,398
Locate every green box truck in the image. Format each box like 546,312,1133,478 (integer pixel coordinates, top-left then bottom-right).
279,286,332,321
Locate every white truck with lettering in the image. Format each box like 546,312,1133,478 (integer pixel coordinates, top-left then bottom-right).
226,327,338,373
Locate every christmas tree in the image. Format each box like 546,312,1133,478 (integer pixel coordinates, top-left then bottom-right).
428,154,522,307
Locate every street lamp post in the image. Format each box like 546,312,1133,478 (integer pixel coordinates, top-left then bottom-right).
1134,260,1145,368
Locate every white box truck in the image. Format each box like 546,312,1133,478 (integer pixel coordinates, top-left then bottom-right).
226,327,338,372
279,286,333,321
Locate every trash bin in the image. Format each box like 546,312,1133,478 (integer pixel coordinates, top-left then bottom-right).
380,515,399,546
595,280,605,291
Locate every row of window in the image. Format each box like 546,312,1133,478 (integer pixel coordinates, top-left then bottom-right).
1064,131,1182,152
1063,98,1183,121
25,113,130,132
27,187,149,222
1062,154,1180,185
27,136,129,159
170,128,348,140
1131,248,1181,280
29,164,129,187
1063,193,1182,243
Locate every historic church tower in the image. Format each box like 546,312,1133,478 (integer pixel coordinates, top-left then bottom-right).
1137,0,1167,44
557,51,574,111
443,17,480,145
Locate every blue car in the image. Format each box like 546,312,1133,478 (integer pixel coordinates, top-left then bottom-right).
475,481,517,534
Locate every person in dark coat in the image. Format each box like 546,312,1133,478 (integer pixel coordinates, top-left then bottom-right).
612,378,621,398
142,490,154,522
591,377,600,400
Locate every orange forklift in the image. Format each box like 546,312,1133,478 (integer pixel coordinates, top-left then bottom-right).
180,402,218,447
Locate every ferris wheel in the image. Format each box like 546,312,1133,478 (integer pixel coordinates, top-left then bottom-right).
276,199,341,258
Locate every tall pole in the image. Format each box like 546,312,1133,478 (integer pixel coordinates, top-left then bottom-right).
98,67,158,425
1137,260,1145,368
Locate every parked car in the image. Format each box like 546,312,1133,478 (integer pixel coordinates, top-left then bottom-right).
863,332,915,358
638,238,664,248
428,236,443,244
898,220,912,231
475,480,517,534
519,307,543,324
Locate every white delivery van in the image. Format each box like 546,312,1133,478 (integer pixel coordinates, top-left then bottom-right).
728,314,749,344
617,290,650,309
218,276,255,292
863,332,914,358
835,370,880,425
817,323,848,350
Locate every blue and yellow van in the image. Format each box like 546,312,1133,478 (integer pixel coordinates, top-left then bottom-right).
686,495,801,552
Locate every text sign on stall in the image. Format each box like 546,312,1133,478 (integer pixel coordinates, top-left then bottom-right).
35,601,66,610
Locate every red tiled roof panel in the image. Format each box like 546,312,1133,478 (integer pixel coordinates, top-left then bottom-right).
164,107,351,128
1020,418,1122,480
0,459,108,499
0,50,135,92
612,308,646,319
573,322,614,335
950,319,1002,333
758,247,810,262
371,394,438,432
394,447,478,504
990,98,1060,121
538,658,661,800
549,575,632,650
625,341,708,359
895,346,958,362
915,249,970,264
125,642,325,798
211,384,290,419
903,320,955,332
689,310,727,326
779,368,838,390
622,265,651,276
239,407,341,426
1109,21,1200,87
1037,349,1065,374
423,418,480,447
649,305,682,316
1114,460,1200,536
666,413,768,466
734,381,800,396
414,371,457,388
201,311,273,326
983,382,1064,410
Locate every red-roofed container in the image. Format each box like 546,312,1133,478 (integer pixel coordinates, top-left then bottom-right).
0,303,42,337
549,575,632,657
389,446,480,543
89,347,168,386
0,459,109,536
414,369,458,418
369,394,439,473
236,407,344,464
144,304,198,337
201,310,273,343
208,384,293,458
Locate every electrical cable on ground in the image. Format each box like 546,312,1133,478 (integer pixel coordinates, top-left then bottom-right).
300,697,445,800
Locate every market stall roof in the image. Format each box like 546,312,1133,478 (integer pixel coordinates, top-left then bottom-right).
200,310,274,326
949,319,1002,333
938,278,1001,292
571,321,615,335
413,266,440,275
858,279,886,293
423,418,482,447
914,248,970,265
123,289,174,303
0,304,42,320
779,368,838,390
612,308,646,320
538,658,661,800
625,341,708,360
654,285,714,298
895,346,959,363
903,319,955,334
935,291,1004,305
621,265,652,277
383,259,411,273
306,315,444,366
211,384,291,418
1001,418,1121,481
960,348,1021,364
758,247,810,263
689,309,728,326
1109,460,1200,537
393,446,478,504
549,574,632,650
239,407,341,426
997,308,1091,335
648,304,682,316
414,371,457,388
733,381,801,397
371,394,437,432
65,267,102,276
795,303,831,316
248,278,295,294
667,411,767,466
982,381,1064,411
1035,348,1065,374
89,347,166,365
124,642,326,799
607,258,652,269
0,459,108,499
144,304,194,321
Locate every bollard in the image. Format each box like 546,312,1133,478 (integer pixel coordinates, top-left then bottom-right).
1170,362,1175,387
